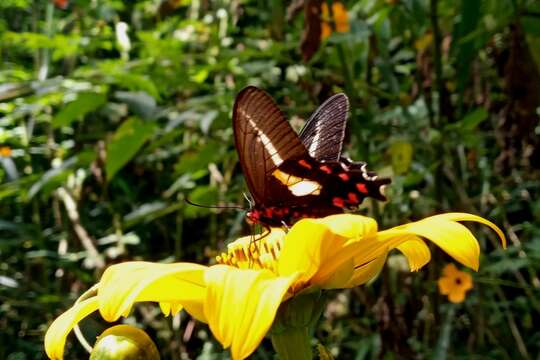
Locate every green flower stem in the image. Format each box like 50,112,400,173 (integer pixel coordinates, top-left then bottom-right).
270,290,325,360
271,326,312,360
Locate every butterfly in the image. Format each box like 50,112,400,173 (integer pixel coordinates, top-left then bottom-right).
233,86,390,227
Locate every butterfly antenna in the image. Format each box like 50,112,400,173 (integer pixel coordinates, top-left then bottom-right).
184,196,246,211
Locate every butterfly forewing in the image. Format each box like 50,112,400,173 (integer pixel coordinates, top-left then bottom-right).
299,93,349,162
233,86,309,206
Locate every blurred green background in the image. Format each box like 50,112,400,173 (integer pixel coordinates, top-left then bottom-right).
1,0,539,359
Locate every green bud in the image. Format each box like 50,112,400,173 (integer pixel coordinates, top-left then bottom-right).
90,325,160,360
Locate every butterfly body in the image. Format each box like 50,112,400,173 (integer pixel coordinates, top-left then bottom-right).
233,86,390,227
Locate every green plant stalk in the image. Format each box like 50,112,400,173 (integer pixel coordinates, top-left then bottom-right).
429,0,444,128
495,286,530,359
271,327,312,360
431,305,456,360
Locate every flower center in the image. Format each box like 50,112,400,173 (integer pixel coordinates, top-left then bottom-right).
216,232,283,272
455,277,462,285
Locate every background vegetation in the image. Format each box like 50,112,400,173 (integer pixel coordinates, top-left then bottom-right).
1,0,539,359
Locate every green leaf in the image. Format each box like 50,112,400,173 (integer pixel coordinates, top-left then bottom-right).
106,117,155,181
52,92,106,128
114,91,157,120
460,108,488,131
454,0,482,96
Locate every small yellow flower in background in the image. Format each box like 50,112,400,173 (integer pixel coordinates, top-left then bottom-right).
45,213,505,360
321,2,350,40
438,263,474,303
0,146,12,157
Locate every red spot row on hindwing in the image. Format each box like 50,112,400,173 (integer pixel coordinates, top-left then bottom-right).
332,197,345,207
298,159,312,169
320,165,332,174
347,192,359,204
356,183,368,194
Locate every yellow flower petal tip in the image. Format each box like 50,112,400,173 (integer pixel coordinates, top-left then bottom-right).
90,325,160,360
438,263,473,303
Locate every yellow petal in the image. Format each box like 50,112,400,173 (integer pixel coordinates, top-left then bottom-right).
426,213,506,248
159,302,184,317
316,214,378,239
45,297,99,359
278,220,333,284
319,256,355,289
395,236,431,271
204,265,298,360
344,254,387,288
98,262,207,321
280,215,379,287
381,214,494,270
183,301,207,323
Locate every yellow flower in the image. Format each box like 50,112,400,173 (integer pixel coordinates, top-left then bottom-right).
438,263,474,303
44,213,505,360
321,2,350,40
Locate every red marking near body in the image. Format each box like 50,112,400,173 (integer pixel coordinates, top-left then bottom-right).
338,173,350,181
320,165,332,174
356,183,368,194
298,159,312,169
348,192,359,204
333,197,345,207
265,208,273,218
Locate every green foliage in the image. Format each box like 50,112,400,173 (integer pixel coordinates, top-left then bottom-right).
52,92,106,128
1,0,539,359
106,117,155,180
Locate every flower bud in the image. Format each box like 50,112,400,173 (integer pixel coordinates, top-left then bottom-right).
90,325,160,360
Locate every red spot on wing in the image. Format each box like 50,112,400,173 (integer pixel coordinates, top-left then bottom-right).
298,159,312,169
333,197,345,207
320,165,332,174
265,208,273,218
338,173,350,181
347,192,359,204
356,183,368,194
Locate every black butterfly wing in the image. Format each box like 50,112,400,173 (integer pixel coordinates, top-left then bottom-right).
233,86,309,206
299,93,349,162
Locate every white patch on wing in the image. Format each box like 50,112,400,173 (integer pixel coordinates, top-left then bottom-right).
289,181,321,196
243,110,283,166
272,169,321,196
307,123,321,157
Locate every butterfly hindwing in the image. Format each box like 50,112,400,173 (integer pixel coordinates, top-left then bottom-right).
299,93,349,162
